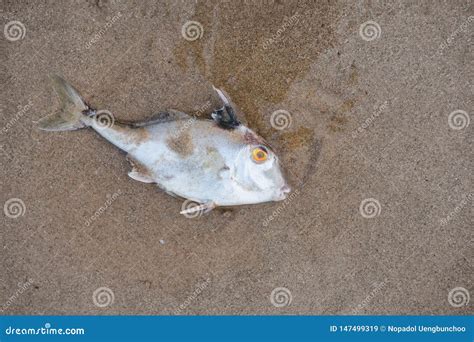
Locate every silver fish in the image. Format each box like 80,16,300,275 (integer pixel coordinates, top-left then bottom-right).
38,75,290,215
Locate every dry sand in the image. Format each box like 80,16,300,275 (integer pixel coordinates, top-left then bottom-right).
1,0,473,314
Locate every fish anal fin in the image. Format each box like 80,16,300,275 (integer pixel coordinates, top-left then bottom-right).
128,170,155,183
180,201,216,215
126,155,155,184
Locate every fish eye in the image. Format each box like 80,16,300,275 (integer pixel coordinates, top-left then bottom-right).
251,146,268,164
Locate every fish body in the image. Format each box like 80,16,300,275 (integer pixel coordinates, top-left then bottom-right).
39,76,290,214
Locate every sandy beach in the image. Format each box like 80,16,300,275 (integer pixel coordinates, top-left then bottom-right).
1,0,472,315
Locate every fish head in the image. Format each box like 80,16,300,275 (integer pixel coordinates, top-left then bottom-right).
231,129,290,202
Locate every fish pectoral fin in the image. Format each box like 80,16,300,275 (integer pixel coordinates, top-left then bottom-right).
180,201,216,215
126,155,155,184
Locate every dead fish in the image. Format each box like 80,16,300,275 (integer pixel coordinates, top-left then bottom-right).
38,75,290,215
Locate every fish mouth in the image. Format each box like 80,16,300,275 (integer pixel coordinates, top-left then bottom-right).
273,184,291,201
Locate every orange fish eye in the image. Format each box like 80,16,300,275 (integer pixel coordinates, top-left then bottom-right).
251,147,268,163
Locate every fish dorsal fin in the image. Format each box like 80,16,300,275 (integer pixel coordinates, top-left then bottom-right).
126,155,155,183
167,109,191,120
211,86,240,129
118,110,190,128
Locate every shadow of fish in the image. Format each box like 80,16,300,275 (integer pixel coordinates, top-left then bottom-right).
38,75,290,215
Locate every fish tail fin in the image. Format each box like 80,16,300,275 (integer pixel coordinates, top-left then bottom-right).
37,75,92,131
